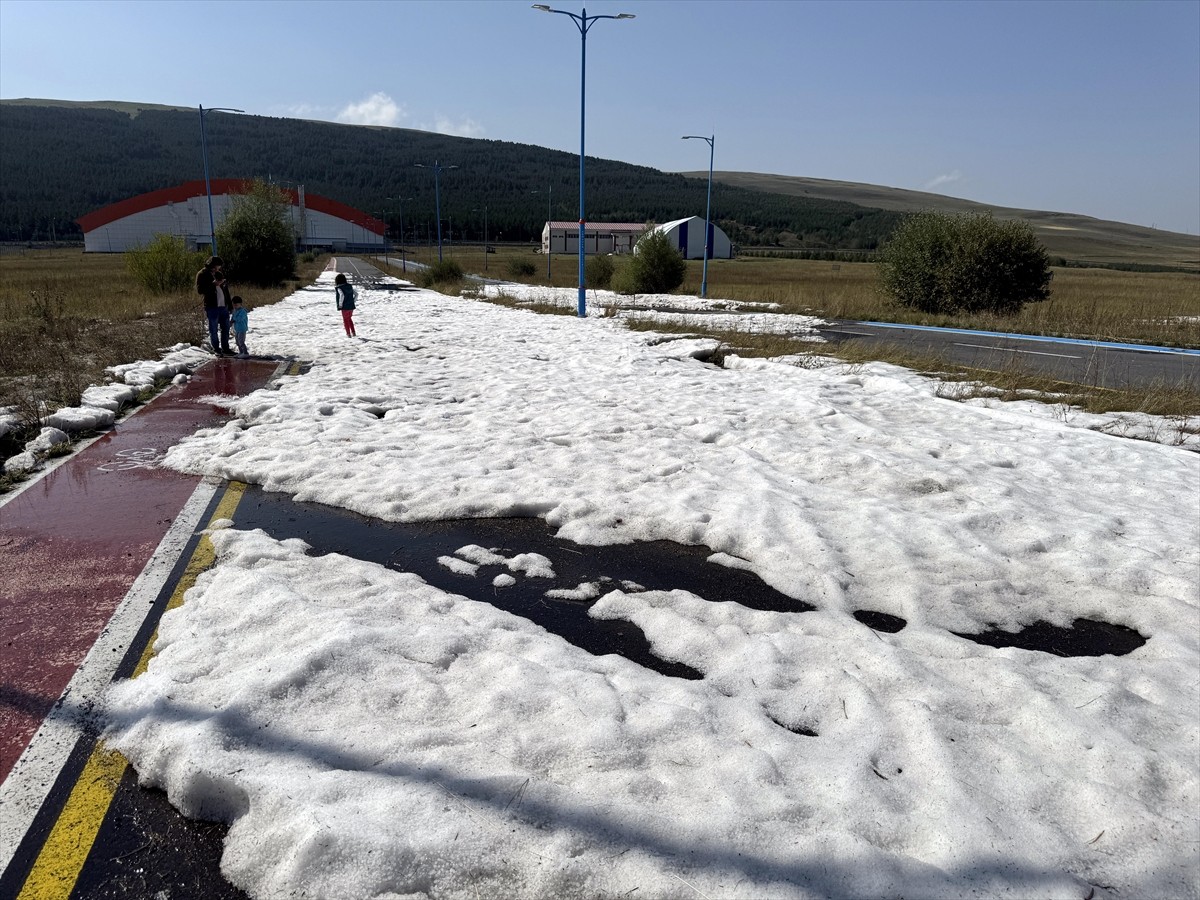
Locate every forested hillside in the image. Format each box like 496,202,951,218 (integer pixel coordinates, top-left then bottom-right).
0,102,900,248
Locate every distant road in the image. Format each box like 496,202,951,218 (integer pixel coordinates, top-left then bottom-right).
816,321,1200,390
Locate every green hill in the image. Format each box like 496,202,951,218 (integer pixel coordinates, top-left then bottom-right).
0,100,897,250
1,98,1193,271
687,171,1199,271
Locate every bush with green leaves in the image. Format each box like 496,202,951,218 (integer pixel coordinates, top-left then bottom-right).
585,253,615,289
419,258,464,288
507,258,537,278
879,211,1052,315
214,180,297,286
613,228,687,295
125,234,207,294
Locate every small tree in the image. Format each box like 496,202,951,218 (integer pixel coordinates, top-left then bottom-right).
507,258,537,279
126,234,207,293
585,253,614,289
419,258,464,288
214,180,297,286
879,211,1052,315
613,227,687,295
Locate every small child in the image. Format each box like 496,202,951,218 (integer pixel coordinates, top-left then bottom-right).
334,273,357,337
231,296,250,358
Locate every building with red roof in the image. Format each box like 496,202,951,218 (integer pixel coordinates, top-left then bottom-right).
540,221,648,256
76,179,385,253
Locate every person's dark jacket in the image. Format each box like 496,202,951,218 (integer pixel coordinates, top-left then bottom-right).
196,266,226,309
335,283,356,310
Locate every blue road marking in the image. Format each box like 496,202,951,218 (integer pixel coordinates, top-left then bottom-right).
857,322,1200,357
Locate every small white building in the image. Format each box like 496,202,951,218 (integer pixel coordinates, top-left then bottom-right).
540,221,647,256
76,179,385,253
646,216,733,260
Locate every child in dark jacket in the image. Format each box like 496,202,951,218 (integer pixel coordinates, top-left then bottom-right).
334,274,356,337
231,296,249,357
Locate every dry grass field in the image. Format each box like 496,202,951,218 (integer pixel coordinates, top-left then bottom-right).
0,247,328,432
671,256,1200,348
434,247,1199,348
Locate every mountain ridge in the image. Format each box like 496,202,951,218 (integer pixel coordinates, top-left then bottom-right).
686,170,1198,270
2,98,1194,270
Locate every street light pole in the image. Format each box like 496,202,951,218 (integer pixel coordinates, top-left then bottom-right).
682,133,715,298
387,196,413,273
473,207,489,272
376,212,389,269
532,5,634,317
198,104,244,256
416,161,457,262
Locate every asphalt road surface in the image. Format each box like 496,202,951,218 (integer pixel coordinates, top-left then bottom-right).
815,321,1199,390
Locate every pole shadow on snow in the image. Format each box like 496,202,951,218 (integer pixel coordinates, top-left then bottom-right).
92,693,1110,900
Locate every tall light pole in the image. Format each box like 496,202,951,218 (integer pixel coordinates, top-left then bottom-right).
199,105,244,255
387,196,413,272
473,206,489,272
532,186,553,279
682,133,715,298
375,211,389,269
532,4,634,317
415,161,457,261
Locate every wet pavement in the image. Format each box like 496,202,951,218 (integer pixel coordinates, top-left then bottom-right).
232,486,814,681
0,358,278,782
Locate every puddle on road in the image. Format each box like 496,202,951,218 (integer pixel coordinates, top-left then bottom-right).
233,486,812,680
953,617,1147,657
853,610,908,633
230,487,1146,666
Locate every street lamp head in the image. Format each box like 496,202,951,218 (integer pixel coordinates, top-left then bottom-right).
531,4,551,10
616,13,635,18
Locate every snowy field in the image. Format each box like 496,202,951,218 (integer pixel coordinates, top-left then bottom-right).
102,271,1199,899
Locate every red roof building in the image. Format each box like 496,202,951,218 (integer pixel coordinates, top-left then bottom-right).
77,179,386,253
540,221,648,256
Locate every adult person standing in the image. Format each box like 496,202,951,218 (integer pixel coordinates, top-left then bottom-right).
196,255,233,355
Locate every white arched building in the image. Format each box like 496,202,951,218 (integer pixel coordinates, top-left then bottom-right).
646,216,733,260
76,179,385,253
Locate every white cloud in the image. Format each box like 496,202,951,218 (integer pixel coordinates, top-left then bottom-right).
278,103,335,120
923,170,964,192
429,114,484,138
336,92,406,127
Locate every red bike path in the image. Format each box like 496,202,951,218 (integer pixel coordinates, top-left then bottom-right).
0,357,279,783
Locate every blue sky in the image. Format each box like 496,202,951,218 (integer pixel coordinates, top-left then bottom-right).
2,0,1197,234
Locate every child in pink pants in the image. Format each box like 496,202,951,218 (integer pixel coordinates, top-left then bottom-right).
334,273,357,337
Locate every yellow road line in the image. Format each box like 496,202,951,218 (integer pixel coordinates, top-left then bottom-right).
15,481,247,900
16,747,126,900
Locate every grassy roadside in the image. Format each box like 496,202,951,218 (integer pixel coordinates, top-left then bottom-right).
378,246,1200,347
0,248,330,484
620,317,1200,439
